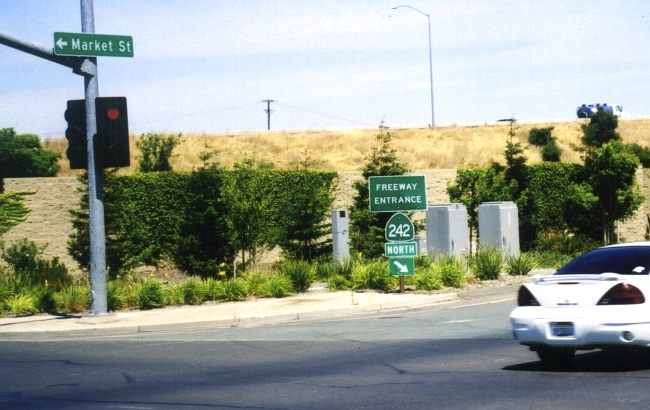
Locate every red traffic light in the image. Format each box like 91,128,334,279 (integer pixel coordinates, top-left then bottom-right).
106,107,121,121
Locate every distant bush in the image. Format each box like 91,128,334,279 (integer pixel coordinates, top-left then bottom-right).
528,127,554,146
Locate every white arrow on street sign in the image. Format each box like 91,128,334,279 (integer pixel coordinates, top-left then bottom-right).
56,38,68,49
393,260,409,273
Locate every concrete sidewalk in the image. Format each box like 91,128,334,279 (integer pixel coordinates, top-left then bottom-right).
0,283,521,336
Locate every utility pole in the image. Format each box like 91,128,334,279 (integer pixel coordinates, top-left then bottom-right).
262,99,274,130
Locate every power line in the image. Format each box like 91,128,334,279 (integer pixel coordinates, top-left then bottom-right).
274,101,374,127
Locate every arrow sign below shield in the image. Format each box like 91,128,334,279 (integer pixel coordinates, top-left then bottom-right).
393,260,409,273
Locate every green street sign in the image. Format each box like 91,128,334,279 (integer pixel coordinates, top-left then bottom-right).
368,175,427,212
385,241,418,258
385,212,415,242
53,32,134,57
388,257,415,276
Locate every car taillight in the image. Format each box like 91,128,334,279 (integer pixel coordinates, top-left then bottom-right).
517,286,540,306
598,283,645,305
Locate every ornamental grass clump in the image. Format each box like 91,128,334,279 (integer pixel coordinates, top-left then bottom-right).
470,248,503,280
261,275,294,298
506,253,538,276
351,259,395,291
133,279,165,310
53,284,89,313
414,266,443,291
278,259,315,293
438,258,466,288
219,278,248,302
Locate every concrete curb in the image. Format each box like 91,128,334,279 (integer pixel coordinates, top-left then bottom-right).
0,290,462,337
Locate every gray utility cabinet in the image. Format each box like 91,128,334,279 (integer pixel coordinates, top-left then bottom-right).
478,201,520,256
426,203,469,257
331,209,350,261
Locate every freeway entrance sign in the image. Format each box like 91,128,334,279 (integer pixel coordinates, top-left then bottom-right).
53,32,134,57
368,175,427,212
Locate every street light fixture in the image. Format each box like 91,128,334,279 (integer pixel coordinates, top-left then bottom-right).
392,5,435,128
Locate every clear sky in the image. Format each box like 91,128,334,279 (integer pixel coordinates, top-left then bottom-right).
1,0,649,137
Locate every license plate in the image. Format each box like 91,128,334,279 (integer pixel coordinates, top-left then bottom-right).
550,322,574,337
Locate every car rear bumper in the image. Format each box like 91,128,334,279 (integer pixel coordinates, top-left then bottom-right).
510,307,650,349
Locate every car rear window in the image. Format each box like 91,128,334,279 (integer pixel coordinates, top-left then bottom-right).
557,246,650,275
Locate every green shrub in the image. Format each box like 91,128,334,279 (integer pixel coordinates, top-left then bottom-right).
133,280,165,310
527,251,571,270
29,285,56,313
414,266,442,291
201,278,224,301
327,274,350,291
219,278,248,302
163,283,185,306
1,239,72,290
179,279,205,305
351,259,395,291
471,248,503,280
506,253,538,276
53,284,89,313
437,259,466,288
277,259,315,293
107,280,129,311
4,293,39,316
243,270,271,297
262,275,294,298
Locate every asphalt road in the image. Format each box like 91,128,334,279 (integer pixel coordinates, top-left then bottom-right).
3,297,650,409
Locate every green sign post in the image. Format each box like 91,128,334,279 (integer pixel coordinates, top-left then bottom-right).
53,32,134,57
368,175,427,212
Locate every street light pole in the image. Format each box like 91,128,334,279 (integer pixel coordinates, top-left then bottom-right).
392,5,435,128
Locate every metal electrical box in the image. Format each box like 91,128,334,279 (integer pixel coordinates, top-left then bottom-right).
426,203,469,257
331,209,350,261
478,201,520,256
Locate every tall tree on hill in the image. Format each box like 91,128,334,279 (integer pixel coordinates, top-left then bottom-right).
350,127,409,258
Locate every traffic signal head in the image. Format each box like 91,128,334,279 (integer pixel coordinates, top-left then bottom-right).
95,97,130,168
64,99,88,169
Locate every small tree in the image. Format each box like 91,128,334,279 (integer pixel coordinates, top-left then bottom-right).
581,109,620,148
350,127,409,258
222,159,274,272
581,141,642,244
447,166,509,254
136,133,181,172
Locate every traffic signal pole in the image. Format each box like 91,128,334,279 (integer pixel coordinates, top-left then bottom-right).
0,0,108,315
81,0,108,315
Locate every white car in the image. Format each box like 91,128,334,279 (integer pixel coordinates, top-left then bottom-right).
510,242,650,366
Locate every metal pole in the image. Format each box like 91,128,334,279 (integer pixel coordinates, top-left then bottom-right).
425,14,434,127
392,5,435,127
81,0,107,315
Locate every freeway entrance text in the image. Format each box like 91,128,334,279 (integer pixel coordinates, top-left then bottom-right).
368,175,427,212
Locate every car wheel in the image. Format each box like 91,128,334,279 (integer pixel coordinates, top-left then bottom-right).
536,347,575,367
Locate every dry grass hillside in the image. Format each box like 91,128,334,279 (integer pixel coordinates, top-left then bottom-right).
43,119,650,175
